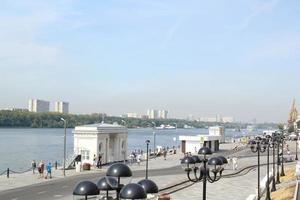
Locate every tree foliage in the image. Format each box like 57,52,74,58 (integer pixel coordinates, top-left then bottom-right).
0,110,278,129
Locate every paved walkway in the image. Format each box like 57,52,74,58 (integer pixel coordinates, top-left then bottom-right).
1,142,295,200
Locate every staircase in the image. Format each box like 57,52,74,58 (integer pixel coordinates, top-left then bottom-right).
63,154,80,169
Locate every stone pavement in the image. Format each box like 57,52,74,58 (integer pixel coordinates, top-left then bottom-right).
0,143,241,192
1,142,294,200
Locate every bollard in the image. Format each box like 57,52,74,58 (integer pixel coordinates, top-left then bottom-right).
7,168,9,178
55,161,58,170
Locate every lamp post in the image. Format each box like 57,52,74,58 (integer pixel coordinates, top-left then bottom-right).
73,181,99,200
250,136,267,200
264,136,272,200
180,147,226,200
145,140,150,179
280,133,285,177
270,134,277,192
60,118,67,177
106,163,132,200
151,122,156,156
295,130,299,160
276,137,281,184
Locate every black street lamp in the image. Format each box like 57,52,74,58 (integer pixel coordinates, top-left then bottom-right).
280,133,285,177
295,133,298,161
106,163,132,200
73,163,158,200
180,147,226,200
119,183,147,200
276,132,281,184
73,181,99,200
250,136,267,200
97,177,118,200
270,134,277,192
138,179,159,199
145,140,150,179
264,136,272,200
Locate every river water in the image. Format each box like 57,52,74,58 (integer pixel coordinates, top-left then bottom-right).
0,128,258,172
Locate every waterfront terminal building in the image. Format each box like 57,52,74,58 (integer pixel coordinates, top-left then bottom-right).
73,123,128,165
179,126,224,154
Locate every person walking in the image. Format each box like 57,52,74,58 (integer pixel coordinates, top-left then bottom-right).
93,154,97,167
46,162,52,179
31,160,36,174
163,149,167,160
38,160,44,178
97,154,102,169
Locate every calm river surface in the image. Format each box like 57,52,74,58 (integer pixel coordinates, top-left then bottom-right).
0,128,258,172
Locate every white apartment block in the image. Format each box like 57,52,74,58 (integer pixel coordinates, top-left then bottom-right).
28,99,50,113
222,117,234,123
147,109,159,119
158,110,168,119
126,113,139,118
55,101,69,114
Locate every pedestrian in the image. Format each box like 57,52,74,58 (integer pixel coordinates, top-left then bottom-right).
136,154,141,165
38,160,44,178
97,154,102,169
93,154,96,167
45,162,52,179
31,160,36,174
163,149,167,160
232,157,238,170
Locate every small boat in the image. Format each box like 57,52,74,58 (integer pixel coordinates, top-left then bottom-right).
155,124,176,130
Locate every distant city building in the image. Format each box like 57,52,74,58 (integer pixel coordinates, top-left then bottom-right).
159,110,168,119
187,114,195,121
199,116,234,123
147,109,159,119
140,115,149,119
216,114,222,123
209,126,225,143
55,101,69,114
28,99,50,113
126,113,139,118
199,117,218,122
222,117,234,123
4,107,28,112
147,109,168,119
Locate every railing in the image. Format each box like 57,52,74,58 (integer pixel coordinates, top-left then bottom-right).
0,167,32,178
64,154,79,169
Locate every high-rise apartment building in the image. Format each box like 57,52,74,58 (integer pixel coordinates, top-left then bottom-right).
28,99,50,113
147,109,168,119
55,101,69,114
147,109,159,119
158,110,168,119
126,113,139,118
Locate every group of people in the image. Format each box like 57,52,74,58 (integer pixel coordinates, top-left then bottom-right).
93,154,102,169
31,160,52,179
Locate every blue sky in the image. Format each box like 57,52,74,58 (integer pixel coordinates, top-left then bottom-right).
0,0,300,122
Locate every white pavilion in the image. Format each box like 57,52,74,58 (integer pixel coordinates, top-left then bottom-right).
73,123,128,165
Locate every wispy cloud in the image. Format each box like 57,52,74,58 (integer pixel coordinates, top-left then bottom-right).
160,18,183,49
238,0,279,31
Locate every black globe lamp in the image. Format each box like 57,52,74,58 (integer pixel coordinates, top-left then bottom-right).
73,181,99,200
119,183,147,200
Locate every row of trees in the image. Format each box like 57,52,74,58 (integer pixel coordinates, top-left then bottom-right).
0,110,278,129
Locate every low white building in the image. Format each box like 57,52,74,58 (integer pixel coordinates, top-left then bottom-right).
209,126,225,143
179,135,221,154
73,123,127,165
179,126,225,154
